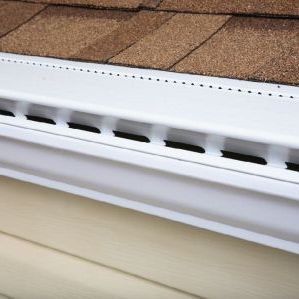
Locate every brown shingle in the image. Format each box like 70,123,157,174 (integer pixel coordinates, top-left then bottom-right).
0,6,131,58
10,0,151,9
0,0,45,37
253,47,299,85
174,17,299,83
74,11,173,61
159,0,299,16
141,0,161,8
110,14,230,69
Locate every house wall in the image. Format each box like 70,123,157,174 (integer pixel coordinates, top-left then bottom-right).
0,176,299,299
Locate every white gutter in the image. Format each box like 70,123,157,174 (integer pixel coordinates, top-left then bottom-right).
0,53,299,254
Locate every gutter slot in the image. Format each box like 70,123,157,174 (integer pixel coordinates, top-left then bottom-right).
26,115,56,125
68,122,101,133
286,162,299,172
113,130,150,143
165,140,205,153
221,150,267,165
0,109,15,117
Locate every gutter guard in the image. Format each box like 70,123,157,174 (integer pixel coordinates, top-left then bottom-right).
0,53,299,254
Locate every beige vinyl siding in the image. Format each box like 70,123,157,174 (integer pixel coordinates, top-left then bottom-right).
0,232,196,299
0,176,299,299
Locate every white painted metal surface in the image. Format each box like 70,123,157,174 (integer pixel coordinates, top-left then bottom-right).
0,53,299,253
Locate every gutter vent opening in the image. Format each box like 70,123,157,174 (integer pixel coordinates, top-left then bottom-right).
67,122,101,133
26,115,56,125
165,140,205,153
2,96,299,173
286,162,299,172
113,130,150,143
221,150,267,165
0,109,15,117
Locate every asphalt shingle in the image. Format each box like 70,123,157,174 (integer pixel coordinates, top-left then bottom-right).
0,0,45,37
110,14,230,69
74,11,173,61
174,17,299,84
159,0,299,16
253,46,299,85
7,0,160,9
0,6,130,57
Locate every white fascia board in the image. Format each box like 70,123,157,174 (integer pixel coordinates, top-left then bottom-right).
0,53,299,254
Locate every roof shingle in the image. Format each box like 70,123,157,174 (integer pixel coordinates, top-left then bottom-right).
173,17,299,83
6,0,160,9
110,14,230,69
0,0,45,37
159,0,299,17
0,6,131,58
74,11,173,61
253,47,299,85
5,0,299,16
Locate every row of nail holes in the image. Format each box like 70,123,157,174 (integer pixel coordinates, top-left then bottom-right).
0,58,296,99
1,108,298,172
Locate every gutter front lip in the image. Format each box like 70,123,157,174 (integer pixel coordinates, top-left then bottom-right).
1,123,299,254
1,118,299,188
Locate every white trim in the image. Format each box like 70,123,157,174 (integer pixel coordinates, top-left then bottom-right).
0,53,299,254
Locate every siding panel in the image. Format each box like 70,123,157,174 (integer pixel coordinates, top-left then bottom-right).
0,177,299,298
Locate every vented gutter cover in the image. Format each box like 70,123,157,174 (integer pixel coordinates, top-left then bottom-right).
0,53,299,254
